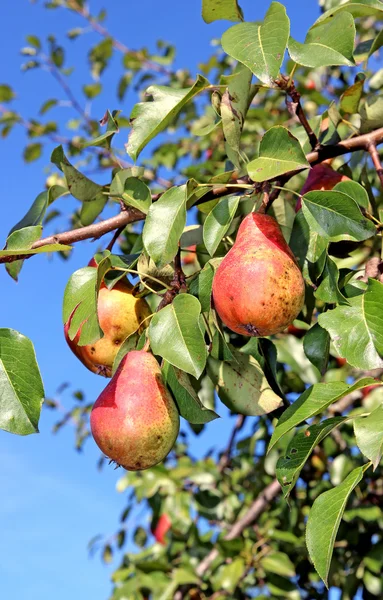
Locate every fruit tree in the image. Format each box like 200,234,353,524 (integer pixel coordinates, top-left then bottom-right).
1,0,383,598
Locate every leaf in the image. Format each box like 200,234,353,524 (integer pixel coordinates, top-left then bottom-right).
120,177,151,214
162,362,219,423
277,417,348,499
79,192,107,226
82,109,119,148
189,260,217,313
8,187,68,236
306,465,369,586
354,404,383,469
318,279,383,370
303,323,330,375
288,13,356,68
261,552,296,578
109,167,146,197
220,63,254,161
62,262,110,346
83,82,102,99
247,126,309,182
333,179,370,209
126,75,210,160
301,190,376,242
24,142,42,162
206,347,282,416
340,77,364,115
315,255,349,305
149,294,207,379
221,2,290,85
143,185,186,268
268,378,377,451
203,195,239,256
360,93,383,133
314,0,383,26
202,0,243,23
0,328,44,435
0,84,16,102
51,145,103,202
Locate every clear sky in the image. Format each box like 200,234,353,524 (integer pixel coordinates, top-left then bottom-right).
0,2,335,599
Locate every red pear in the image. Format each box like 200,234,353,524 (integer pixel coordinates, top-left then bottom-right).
90,350,180,471
296,163,350,211
151,513,172,545
212,213,305,337
64,260,151,377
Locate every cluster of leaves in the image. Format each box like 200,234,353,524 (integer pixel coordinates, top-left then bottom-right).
1,0,383,598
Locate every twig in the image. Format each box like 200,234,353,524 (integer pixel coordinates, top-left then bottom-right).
156,247,187,310
367,142,383,189
194,480,280,578
277,75,319,150
2,127,383,264
218,414,246,472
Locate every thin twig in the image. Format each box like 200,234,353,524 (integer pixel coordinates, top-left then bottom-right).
277,75,319,150
218,415,246,472
367,142,383,189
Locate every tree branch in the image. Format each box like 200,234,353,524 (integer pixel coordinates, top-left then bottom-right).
277,76,319,150
2,127,383,265
195,480,280,577
367,142,383,189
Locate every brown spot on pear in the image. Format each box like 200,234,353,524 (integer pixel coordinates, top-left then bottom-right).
212,213,305,337
90,350,180,471
64,258,151,377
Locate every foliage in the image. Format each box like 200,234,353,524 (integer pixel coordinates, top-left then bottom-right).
1,0,383,598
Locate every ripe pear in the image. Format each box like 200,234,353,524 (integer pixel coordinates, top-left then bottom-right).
212,213,305,337
64,260,151,377
296,163,350,211
90,350,180,471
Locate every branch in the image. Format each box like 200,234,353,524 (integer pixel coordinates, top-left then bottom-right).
277,76,319,150
218,414,246,472
3,126,383,264
195,480,280,577
367,142,383,189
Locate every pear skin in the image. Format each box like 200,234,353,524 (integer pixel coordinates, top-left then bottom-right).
296,163,350,211
90,351,180,471
65,272,151,377
212,213,305,337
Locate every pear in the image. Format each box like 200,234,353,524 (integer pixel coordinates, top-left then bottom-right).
64,261,151,377
295,163,350,211
212,213,305,337
90,350,180,471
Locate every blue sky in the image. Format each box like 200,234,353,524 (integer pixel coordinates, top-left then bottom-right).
0,2,333,599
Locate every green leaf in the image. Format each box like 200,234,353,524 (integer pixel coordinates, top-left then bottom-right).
162,362,219,423
143,185,186,268
318,279,383,370
247,126,309,182
269,378,377,451
261,552,296,578
303,323,330,375
211,558,245,593
202,0,243,23
0,84,15,102
314,0,383,26
39,99,58,115
51,145,103,202
207,347,282,416
277,417,348,499
149,294,207,379
82,109,120,149
368,28,383,59
340,77,364,114
220,63,254,161
333,179,370,209
288,13,356,68
119,177,151,214
109,167,146,197
126,75,210,161
79,192,107,226
306,465,369,586
83,82,102,99
301,190,376,242
360,93,383,133
62,262,110,346
0,329,44,435
221,2,290,85
23,142,42,162
203,195,239,257
315,255,348,305
189,260,217,313
354,404,383,469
